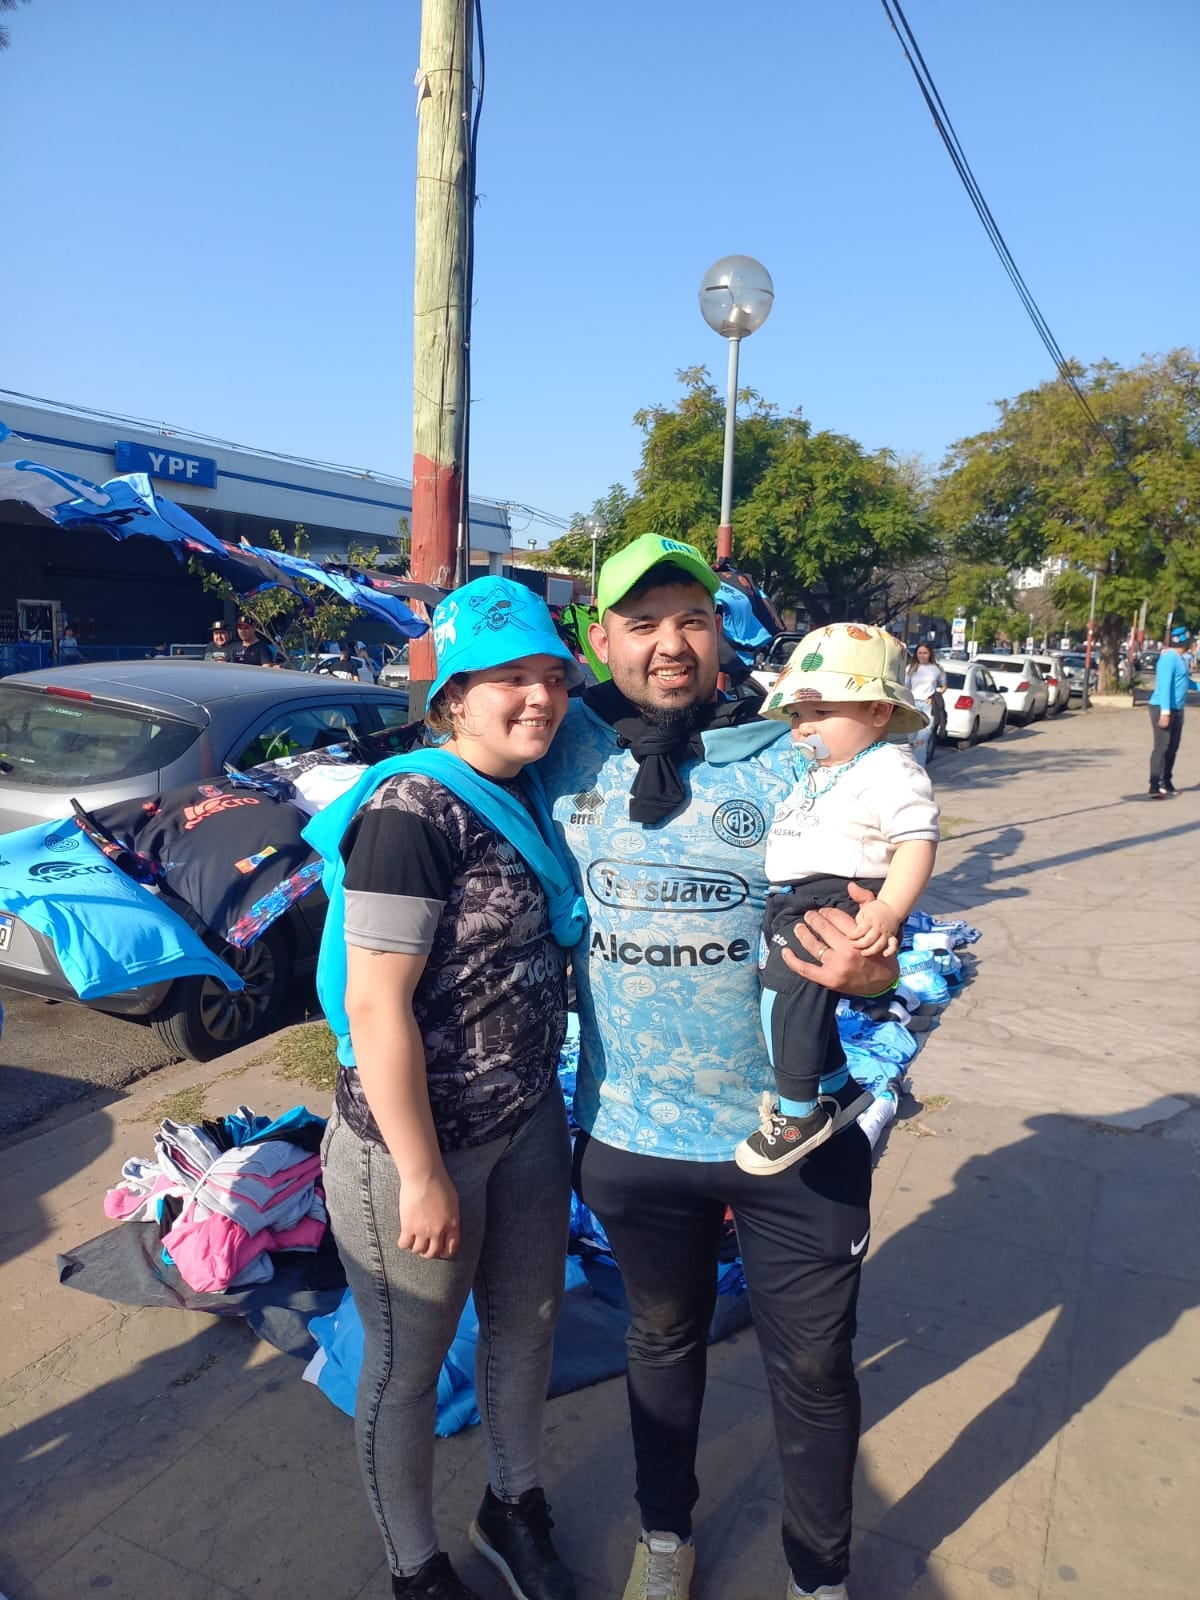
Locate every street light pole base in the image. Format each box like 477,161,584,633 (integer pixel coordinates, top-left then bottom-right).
716,524,733,563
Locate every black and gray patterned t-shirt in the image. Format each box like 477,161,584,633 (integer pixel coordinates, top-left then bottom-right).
336,771,567,1152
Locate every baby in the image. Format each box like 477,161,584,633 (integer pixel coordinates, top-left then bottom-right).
736,623,940,1176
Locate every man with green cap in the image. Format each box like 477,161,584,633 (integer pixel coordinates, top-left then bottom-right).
536,534,898,1600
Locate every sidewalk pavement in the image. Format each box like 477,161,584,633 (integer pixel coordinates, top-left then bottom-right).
2,703,1198,1600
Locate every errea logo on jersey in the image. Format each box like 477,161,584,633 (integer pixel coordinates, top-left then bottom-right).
570,788,605,826
587,861,748,912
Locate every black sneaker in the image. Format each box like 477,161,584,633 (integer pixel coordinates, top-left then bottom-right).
1163,781,1177,795
469,1486,576,1600
392,1552,480,1599
1149,787,1166,799
735,1094,834,1175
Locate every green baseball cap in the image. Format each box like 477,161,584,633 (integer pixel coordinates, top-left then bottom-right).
596,533,720,618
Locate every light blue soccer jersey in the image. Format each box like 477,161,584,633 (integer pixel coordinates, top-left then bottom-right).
539,699,795,1162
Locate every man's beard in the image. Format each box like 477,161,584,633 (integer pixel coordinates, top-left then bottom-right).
638,700,709,740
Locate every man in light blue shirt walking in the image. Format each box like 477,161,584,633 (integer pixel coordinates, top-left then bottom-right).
1147,625,1192,797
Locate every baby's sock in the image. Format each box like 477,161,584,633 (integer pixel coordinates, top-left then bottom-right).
778,1095,818,1118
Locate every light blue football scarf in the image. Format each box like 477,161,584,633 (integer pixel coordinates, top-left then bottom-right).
0,820,242,1001
302,748,587,1067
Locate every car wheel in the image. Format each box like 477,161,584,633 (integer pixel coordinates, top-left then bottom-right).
151,924,291,1062
958,718,980,751
992,708,1008,738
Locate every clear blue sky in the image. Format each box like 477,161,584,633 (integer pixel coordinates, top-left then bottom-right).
2,0,1197,545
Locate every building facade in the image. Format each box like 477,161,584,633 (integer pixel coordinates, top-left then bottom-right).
0,395,512,649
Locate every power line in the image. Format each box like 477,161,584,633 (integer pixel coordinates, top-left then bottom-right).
879,0,1114,455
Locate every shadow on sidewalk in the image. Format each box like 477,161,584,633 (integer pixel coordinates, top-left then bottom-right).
853,1097,1200,1582
928,815,1200,912
935,738,1120,792
0,1315,379,1600
0,1089,116,1268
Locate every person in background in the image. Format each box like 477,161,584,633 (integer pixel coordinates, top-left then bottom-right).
230,615,276,666
204,622,232,662
319,576,584,1600
145,641,169,659
57,625,83,664
323,640,361,682
1147,624,1191,798
906,642,946,760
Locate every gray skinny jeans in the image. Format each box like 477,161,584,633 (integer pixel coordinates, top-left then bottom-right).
321,1080,572,1577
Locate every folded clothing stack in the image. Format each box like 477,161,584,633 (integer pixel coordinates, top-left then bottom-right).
104,1104,328,1293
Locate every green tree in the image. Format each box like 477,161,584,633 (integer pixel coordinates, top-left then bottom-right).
933,351,1200,688
539,370,938,625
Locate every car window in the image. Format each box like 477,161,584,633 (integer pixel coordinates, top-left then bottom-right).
977,671,996,691
231,703,365,769
973,657,1011,672
943,670,966,690
369,699,414,731
0,686,201,787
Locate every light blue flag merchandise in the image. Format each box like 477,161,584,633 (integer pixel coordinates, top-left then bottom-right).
0,820,243,1001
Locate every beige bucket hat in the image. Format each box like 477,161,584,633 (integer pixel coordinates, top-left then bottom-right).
761,623,929,736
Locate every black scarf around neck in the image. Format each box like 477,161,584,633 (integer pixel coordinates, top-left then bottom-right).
584,680,760,825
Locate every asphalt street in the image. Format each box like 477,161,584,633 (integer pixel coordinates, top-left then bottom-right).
0,981,315,1141
0,987,179,1139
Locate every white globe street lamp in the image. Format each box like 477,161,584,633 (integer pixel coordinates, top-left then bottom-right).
699,255,774,562
583,516,606,605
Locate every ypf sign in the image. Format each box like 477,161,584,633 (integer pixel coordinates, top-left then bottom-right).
114,440,218,488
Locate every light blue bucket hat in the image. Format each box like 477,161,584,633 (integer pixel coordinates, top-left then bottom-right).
427,576,584,706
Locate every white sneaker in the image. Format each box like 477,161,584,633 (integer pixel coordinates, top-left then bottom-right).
788,1582,848,1600
623,1531,695,1600
856,1086,898,1148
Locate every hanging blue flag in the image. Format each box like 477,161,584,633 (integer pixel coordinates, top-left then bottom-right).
1,453,428,639
0,461,230,558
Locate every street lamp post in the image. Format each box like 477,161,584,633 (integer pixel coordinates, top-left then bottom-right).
699,255,775,563
583,516,606,606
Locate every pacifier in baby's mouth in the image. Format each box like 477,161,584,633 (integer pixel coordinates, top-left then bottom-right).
791,731,831,764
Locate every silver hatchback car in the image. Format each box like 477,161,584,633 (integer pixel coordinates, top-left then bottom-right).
0,661,413,1057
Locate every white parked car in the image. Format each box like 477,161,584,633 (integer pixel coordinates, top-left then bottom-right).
310,652,376,684
940,663,1009,747
1029,653,1071,714
971,654,1050,725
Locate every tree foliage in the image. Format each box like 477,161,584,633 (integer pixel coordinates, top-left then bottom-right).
539,369,939,626
932,350,1200,686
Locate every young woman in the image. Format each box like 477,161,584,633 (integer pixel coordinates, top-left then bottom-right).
318,577,584,1600
906,642,947,762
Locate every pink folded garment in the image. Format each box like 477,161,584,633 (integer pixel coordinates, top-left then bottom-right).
104,1174,182,1222
163,1207,326,1294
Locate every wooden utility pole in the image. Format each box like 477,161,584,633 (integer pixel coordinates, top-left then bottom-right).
409,0,472,699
